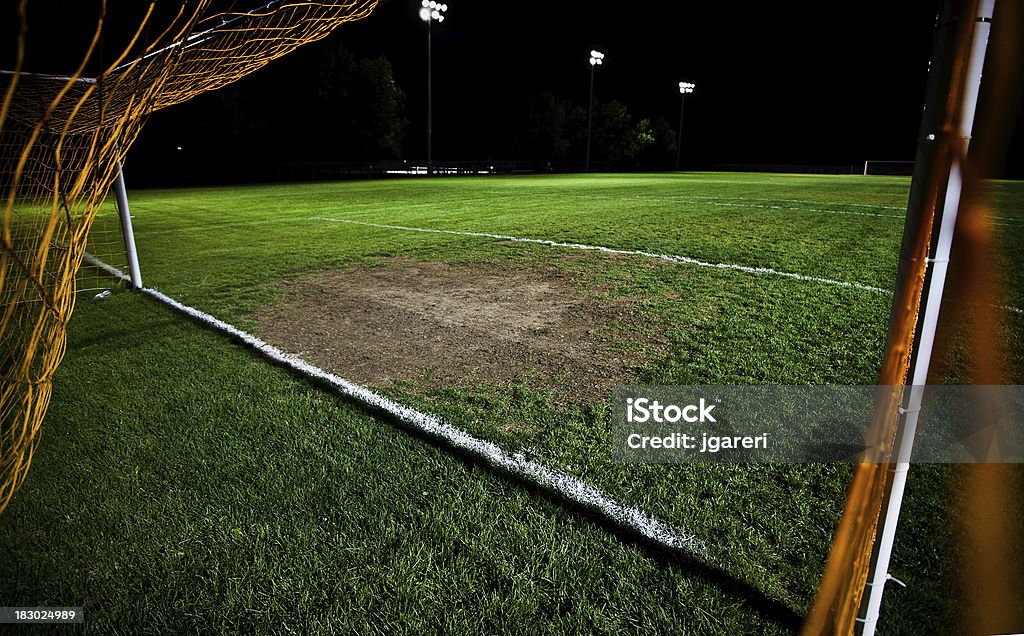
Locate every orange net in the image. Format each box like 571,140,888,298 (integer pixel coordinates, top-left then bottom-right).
0,0,379,514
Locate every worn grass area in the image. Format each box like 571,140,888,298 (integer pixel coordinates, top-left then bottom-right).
2,172,1022,633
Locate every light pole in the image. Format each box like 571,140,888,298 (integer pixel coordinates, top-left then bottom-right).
585,49,604,172
676,81,695,171
419,0,447,175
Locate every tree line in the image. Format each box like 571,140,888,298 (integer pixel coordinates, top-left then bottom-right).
132,42,685,184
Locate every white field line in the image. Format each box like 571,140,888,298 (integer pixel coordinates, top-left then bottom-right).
82,253,707,557
313,217,894,295
84,253,131,280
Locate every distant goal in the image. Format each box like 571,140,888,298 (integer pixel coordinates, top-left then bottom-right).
862,160,915,176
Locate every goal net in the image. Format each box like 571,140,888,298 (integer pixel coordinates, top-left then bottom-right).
0,0,378,513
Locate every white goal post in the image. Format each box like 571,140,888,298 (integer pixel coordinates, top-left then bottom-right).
863,160,915,176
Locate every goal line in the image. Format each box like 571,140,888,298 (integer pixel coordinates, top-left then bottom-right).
82,253,708,558
310,218,1024,314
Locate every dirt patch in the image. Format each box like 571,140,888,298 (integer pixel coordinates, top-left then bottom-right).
249,258,660,402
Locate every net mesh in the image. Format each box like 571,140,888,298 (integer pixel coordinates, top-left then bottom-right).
0,0,379,513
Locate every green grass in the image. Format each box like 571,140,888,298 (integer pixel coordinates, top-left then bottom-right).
4,293,799,634
2,172,1022,633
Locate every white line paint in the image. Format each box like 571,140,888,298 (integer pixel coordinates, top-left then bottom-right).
313,217,895,295
88,223,1024,315
84,253,129,280
82,253,707,556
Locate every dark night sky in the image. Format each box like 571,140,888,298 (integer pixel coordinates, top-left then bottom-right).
5,1,1023,178
265,0,942,166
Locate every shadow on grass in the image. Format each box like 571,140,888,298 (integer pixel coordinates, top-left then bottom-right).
303,362,808,633
428,427,800,631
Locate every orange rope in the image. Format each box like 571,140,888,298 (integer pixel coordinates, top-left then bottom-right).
0,0,380,513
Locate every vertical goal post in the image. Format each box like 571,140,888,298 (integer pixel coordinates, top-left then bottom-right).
112,161,142,290
0,0,381,514
803,1,1000,634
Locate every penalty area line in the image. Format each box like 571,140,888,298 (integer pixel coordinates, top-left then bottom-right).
312,218,1024,314
312,217,893,295
82,253,708,558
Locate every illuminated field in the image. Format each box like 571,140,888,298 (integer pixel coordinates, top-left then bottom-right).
2,172,1021,633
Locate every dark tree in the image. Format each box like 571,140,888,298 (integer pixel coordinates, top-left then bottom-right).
315,47,409,160
352,57,409,158
128,41,410,184
639,116,678,169
628,117,656,163
593,99,654,165
515,91,586,161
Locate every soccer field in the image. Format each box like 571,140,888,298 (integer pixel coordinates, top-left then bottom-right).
3,172,1022,633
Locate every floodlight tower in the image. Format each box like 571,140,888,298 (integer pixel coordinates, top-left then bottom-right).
585,50,605,172
676,81,695,171
418,0,447,175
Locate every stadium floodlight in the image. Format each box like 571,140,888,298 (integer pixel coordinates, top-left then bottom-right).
586,49,605,171
418,0,448,174
419,0,447,22
676,81,695,170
